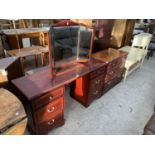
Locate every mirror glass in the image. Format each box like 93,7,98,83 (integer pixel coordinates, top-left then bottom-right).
49,25,94,73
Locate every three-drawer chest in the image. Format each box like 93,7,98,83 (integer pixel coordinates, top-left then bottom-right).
92,48,128,94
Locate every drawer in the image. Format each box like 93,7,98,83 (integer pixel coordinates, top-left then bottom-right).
90,67,105,79
89,75,104,90
32,87,64,110
37,113,64,134
35,97,64,124
89,86,102,102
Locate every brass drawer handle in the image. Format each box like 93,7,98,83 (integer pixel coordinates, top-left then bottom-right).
95,79,101,84
47,119,55,125
49,95,53,101
93,90,98,95
47,107,55,113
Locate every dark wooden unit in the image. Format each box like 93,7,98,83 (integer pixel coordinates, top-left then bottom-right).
110,19,135,48
12,59,106,134
92,19,114,52
0,57,24,89
70,66,106,107
92,48,128,94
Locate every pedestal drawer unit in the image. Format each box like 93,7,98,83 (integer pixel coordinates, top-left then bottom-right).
70,66,106,107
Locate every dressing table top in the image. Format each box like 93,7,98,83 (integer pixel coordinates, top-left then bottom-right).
12,58,105,100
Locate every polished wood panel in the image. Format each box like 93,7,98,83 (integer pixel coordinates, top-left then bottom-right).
110,19,135,48
12,58,105,100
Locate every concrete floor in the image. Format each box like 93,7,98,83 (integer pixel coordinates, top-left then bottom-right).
25,54,155,135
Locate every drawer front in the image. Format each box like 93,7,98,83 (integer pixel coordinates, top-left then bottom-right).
90,66,105,79
89,75,103,102
37,114,64,134
89,75,104,90
35,97,64,124
89,86,102,102
32,87,64,110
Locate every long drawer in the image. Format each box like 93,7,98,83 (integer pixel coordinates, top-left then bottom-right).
37,113,64,134
89,66,105,79
32,87,64,110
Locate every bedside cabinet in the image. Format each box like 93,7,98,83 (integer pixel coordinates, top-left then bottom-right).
31,87,65,134
92,48,128,94
13,84,65,135
70,66,106,107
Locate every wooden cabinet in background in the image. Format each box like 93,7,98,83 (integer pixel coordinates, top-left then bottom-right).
110,19,135,48
92,19,114,52
0,57,24,89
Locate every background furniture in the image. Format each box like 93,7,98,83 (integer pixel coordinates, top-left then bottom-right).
0,88,27,135
12,59,105,134
92,48,127,93
7,46,48,67
2,28,49,49
92,19,114,52
119,46,148,81
110,19,135,48
0,57,24,89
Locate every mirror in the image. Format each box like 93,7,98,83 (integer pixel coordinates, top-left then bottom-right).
48,21,94,74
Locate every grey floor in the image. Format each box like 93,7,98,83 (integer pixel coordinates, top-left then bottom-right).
25,54,155,135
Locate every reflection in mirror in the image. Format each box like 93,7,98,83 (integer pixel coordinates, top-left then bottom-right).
49,24,94,74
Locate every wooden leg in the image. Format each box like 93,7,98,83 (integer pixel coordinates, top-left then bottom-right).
123,68,129,82
34,55,38,67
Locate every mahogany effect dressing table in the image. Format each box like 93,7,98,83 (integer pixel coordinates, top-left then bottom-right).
12,58,106,134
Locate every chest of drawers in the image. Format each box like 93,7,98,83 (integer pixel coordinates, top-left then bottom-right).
92,48,128,94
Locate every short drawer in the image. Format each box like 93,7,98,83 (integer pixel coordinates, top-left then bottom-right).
32,87,64,110
35,97,64,124
90,66,105,79
88,86,102,102
37,114,64,134
89,74,104,90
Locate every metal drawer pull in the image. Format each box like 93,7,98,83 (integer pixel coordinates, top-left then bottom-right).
93,90,98,95
49,95,53,101
95,79,101,84
47,107,55,113
47,119,55,125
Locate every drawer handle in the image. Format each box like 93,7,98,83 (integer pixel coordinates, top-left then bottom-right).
93,90,98,95
47,119,55,125
95,79,101,84
49,96,54,101
47,107,55,113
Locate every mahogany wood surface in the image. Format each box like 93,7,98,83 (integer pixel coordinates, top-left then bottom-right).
12,58,106,101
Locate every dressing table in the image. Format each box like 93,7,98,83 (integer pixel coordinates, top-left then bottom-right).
12,59,106,134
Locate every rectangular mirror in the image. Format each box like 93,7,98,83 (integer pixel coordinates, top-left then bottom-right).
48,20,94,75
